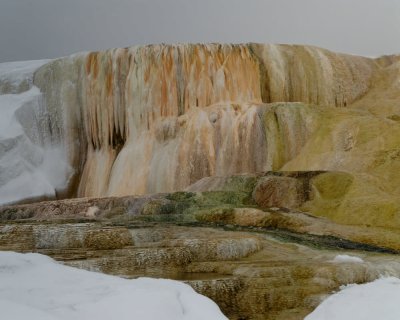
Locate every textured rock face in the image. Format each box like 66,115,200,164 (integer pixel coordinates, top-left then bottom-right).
29,43,400,229
3,44,399,218
2,44,400,319
252,176,305,208
34,45,266,198
30,44,382,200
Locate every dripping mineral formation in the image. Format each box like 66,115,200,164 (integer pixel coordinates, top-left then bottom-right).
3,45,400,206
1,44,400,319
42,44,381,198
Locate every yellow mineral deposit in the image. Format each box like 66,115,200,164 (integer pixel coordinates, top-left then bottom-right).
33,43,400,228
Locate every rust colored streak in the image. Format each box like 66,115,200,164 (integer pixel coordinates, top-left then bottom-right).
106,70,113,96
165,50,173,74
85,53,93,74
85,53,98,77
86,53,99,79
144,65,150,82
161,77,168,116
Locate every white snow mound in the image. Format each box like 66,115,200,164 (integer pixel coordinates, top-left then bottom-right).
0,251,227,320
0,60,72,205
0,60,49,92
305,277,400,320
331,254,364,264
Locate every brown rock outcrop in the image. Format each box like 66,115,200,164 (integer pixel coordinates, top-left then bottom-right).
252,176,305,209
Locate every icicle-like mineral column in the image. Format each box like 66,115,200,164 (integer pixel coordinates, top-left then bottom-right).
2,44,378,203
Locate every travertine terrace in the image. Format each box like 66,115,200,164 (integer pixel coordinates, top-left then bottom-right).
24,44,400,228
1,44,400,319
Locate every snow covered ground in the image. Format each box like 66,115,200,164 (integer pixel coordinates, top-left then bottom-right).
0,252,227,320
0,60,49,94
306,277,400,320
331,254,364,264
0,60,72,205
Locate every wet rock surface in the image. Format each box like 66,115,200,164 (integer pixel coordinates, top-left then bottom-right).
252,176,306,209
2,172,400,319
2,219,400,320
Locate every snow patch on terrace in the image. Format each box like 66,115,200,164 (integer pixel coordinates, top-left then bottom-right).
331,254,364,264
0,60,49,93
0,86,41,139
305,277,400,320
0,251,227,320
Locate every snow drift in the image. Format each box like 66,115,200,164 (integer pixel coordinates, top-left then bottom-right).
0,60,72,205
306,277,400,320
0,251,227,320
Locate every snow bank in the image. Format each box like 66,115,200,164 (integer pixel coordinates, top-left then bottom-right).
305,277,400,320
0,60,48,79
0,60,72,205
0,87,41,139
0,252,227,320
0,60,49,93
331,254,364,263
0,146,71,204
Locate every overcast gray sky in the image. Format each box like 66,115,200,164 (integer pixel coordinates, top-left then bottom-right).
0,0,399,62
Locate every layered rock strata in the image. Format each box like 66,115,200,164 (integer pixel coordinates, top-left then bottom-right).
2,177,400,319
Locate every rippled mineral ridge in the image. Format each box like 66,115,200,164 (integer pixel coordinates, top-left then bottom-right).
1,43,400,229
